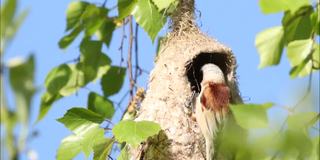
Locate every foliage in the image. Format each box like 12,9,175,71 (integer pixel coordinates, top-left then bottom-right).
256,0,319,78
0,0,35,159
218,103,319,160
56,108,106,159
37,0,177,122
217,1,320,159
230,103,273,129
35,0,176,159
112,120,161,147
0,0,28,54
1,0,319,159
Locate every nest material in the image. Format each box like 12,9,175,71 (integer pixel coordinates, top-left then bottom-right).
130,0,242,159
170,0,198,35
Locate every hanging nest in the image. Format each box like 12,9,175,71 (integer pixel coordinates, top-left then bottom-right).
160,0,242,104
130,0,242,159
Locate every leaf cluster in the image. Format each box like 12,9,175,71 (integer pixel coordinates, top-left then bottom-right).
36,1,172,159
216,103,319,160
256,0,319,78
1,0,35,159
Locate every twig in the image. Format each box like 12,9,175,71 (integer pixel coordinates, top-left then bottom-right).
104,119,114,126
118,20,126,67
127,16,134,100
103,111,116,131
108,155,114,160
134,23,140,86
114,90,130,114
102,0,107,7
132,65,150,75
63,56,80,64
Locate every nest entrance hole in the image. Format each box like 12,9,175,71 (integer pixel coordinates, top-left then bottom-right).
186,53,230,93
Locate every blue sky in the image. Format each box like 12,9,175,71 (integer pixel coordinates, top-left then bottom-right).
3,0,319,159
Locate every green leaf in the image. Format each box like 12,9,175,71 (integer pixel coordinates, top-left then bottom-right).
317,4,320,35
36,93,62,122
216,116,248,158
79,39,111,82
77,54,112,83
37,63,87,122
96,20,116,47
81,5,107,36
62,2,110,48
132,0,167,41
61,2,108,49
112,120,161,147
310,136,320,160
118,145,130,160
259,0,286,14
230,103,273,129
10,9,29,37
57,108,106,159
155,36,164,55
57,125,105,159
117,0,138,19
58,25,83,49
56,134,82,160
282,7,313,43
93,138,114,160
44,64,85,97
66,1,89,31
2,9,29,54
0,81,8,124
45,64,72,95
259,0,310,14
255,26,284,68
80,39,102,57
1,95,18,160
312,43,319,69
101,66,126,96
8,55,36,150
310,9,319,35
0,0,17,36
57,108,104,131
289,57,312,78
152,0,176,11
287,112,319,130
287,39,313,67
0,0,22,55
8,55,35,123
58,64,86,96
38,51,112,122
281,129,313,158
94,54,112,79
88,92,115,119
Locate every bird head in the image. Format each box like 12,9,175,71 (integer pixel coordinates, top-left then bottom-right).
201,63,225,86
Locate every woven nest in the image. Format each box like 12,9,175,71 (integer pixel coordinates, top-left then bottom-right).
131,0,242,159
158,0,241,101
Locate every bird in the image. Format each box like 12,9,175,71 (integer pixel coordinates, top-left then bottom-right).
195,63,230,160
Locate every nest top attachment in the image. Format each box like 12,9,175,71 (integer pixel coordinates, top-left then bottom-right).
171,0,198,35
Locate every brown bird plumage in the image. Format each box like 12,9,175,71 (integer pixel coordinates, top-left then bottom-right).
200,82,230,113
